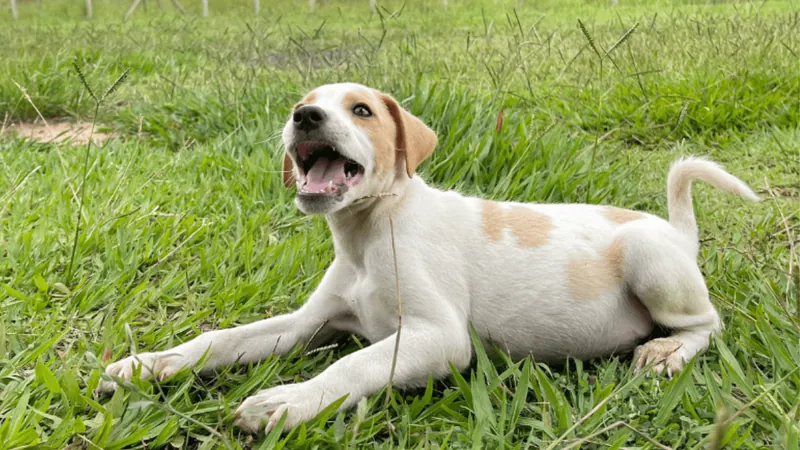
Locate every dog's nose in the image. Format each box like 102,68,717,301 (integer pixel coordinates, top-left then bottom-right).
293,105,327,132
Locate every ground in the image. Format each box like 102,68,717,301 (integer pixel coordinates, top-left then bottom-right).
0,0,798,449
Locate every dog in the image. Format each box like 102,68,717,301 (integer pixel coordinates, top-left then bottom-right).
98,82,759,433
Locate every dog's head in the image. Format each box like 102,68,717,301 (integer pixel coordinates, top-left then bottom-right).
281,83,437,215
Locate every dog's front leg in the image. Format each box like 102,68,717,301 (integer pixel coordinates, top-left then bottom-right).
97,261,352,393
233,314,472,433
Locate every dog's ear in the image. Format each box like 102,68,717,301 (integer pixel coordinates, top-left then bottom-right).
282,154,296,188
380,93,438,178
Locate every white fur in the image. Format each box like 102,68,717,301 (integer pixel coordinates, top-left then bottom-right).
99,83,760,434
667,157,760,255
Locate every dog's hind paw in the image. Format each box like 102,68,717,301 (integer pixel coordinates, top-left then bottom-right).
633,337,686,377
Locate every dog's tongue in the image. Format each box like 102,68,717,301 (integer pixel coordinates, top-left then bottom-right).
305,157,347,192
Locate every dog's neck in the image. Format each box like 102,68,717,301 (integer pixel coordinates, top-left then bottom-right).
325,176,421,263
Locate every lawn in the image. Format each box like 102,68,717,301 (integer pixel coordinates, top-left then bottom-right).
1,0,799,448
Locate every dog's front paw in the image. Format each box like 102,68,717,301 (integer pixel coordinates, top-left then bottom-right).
96,352,189,394
633,337,685,376
234,381,343,434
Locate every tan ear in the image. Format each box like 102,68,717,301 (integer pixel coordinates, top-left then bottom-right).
380,94,438,178
282,154,296,188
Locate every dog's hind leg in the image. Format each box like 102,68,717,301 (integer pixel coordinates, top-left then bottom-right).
619,157,756,375
613,224,721,375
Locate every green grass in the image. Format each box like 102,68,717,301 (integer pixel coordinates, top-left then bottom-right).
1,0,799,448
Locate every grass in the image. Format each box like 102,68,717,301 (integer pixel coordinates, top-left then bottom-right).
0,0,798,448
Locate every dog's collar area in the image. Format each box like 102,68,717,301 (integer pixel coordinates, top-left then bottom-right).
351,192,398,204
295,142,364,195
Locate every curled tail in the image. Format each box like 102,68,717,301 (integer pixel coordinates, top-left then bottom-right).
667,157,759,251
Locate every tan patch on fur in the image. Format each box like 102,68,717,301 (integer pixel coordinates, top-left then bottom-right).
293,92,317,110
606,239,625,280
506,206,552,247
481,201,505,241
605,206,644,224
378,92,437,177
301,92,317,105
282,154,295,188
567,240,625,302
342,90,395,172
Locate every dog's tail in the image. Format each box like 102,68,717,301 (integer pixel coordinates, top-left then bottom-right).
667,157,759,251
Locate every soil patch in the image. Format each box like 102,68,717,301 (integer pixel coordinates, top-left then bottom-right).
2,120,114,145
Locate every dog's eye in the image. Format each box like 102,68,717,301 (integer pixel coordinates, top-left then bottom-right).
352,104,373,118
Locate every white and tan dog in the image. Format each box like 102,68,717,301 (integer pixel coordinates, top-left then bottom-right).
99,83,759,433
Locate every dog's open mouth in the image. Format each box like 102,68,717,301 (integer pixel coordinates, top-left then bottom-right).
295,141,365,195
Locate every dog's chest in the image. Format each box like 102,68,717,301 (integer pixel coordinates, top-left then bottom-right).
339,269,399,342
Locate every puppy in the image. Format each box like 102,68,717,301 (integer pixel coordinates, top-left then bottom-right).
99,83,759,433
